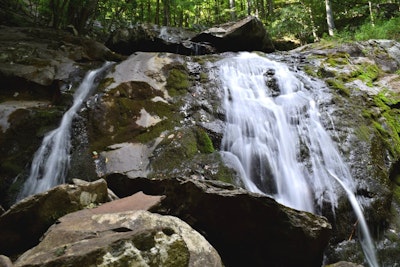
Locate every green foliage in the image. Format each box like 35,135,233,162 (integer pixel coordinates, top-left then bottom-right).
355,17,400,41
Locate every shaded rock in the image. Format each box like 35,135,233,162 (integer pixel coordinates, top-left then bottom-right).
0,26,121,89
191,16,275,53
0,179,108,256
106,175,332,267
14,202,222,267
0,255,13,267
106,24,207,56
325,261,364,267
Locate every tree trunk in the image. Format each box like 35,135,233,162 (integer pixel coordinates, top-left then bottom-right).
155,0,160,24
325,0,335,36
369,1,375,26
162,0,170,26
230,0,236,20
267,0,273,16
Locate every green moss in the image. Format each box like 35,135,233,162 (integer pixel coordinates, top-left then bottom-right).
325,52,350,67
393,186,400,204
355,124,372,141
195,128,214,154
351,63,381,87
369,91,400,157
303,65,318,77
98,77,115,91
326,78,351,97
166,68,190,97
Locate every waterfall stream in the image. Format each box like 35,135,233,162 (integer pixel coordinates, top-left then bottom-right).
17,62,112,201
218,52,379,267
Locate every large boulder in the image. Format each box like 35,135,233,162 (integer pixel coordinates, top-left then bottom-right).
106,175,332,267
191,16,275,53
0,179,109,256
14,195,223,267
105,24,214,56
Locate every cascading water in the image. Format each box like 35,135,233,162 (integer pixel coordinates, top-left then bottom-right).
17,62,112,201
218,52,379,267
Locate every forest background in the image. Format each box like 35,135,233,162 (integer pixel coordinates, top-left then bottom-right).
1,0,399,47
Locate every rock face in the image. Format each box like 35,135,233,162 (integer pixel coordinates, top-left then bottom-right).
106,16,274,55
0,179,109,256
14,202,223,266
105,24,211,56
191,16,275,53
106,175,332,267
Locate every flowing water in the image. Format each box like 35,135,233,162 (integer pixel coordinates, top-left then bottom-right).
17,62,112,201
218,52,379,267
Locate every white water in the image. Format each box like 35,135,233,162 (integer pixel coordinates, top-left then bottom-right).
17,62,111,200
218,52,379,266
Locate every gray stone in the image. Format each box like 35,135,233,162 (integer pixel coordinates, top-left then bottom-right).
0,179,108,256
14,206,222,267
106,175,332,267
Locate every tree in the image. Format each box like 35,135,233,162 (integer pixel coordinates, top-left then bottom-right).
325,0,335,36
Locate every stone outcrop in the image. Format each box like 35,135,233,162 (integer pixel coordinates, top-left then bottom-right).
191,16,275,53
105,16,274,55
106,175,332,267
105,24,214,56
14,192,222,267
0,179,108,256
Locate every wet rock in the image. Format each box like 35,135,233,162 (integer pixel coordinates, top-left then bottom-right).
106,175,332,267
14,202,222,267
191,16,275,53
0,179,108,257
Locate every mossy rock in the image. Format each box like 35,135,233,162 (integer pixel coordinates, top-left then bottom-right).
326,78,351,97
166,67,190,97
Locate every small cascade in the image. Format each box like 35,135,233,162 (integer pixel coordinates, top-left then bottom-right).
17,62,112,201
218,52,379,266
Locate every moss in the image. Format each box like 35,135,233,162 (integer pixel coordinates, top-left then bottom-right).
195,128,214,154
355,124,372,141
325,52,350,67
326,78,351,97
166,68,190,97
394,186,400,204
98,77,115,91
303,65,318,77
351,63,381,87
370,91,400,157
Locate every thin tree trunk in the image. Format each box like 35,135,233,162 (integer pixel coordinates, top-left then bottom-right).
230,0,236,20
155,0,160,25
267,0,273,16
325,0,335,36
306,3,319,42
369,1,375,26
162,0,170,26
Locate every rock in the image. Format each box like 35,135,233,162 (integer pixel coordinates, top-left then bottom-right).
191,16,275,53
106,24,201,56
106,175,332,267
14,200,222,267
0,179,108,256
325,261,364,267
0,255,13,267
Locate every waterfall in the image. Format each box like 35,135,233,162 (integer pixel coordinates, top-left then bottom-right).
218,52,379,267
17,62,112,201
